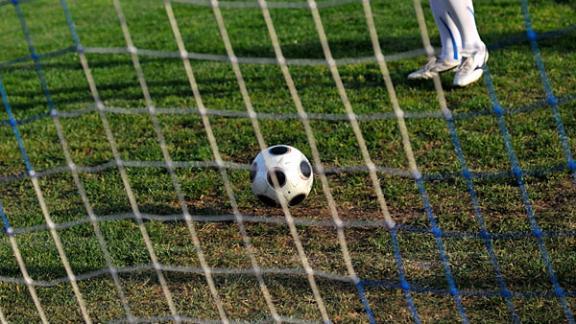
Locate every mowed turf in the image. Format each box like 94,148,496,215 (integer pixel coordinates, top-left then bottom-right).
0,0,575,322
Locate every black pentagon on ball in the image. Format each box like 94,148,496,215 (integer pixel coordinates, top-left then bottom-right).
289,194,307,206
300,160,312,178
250,162,257,182
267,169,286,188
269,145,290,155
257,195,279,207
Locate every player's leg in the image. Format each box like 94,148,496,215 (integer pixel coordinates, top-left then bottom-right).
448,0,489,87
433,0,461,64
408,0,461,80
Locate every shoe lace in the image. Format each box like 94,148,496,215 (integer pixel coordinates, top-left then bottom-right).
456,56,475,74
423,57,438,70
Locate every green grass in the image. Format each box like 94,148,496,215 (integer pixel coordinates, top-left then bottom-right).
1,0,576,322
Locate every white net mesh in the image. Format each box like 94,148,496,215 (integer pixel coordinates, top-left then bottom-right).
1,0,575,322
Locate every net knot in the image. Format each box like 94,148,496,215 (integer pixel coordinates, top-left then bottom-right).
4,226,14,236
411,169,422,180
400,279,411,291
568,159,576,172
554,286,566,298
385,219,396,230
333,218,344,229
501,289,512,299
449,287,459,296
547,95,558,106
479,229,491,240
493,105,504,117
305,266,314,276
442,108,453,121
526,30,537,42
512,166,522,179
366,162,377,173
532,227,543,239
276,56,286,65
24,276,34,285
46,219,56,230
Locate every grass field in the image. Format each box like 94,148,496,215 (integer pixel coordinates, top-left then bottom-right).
0,0,575,322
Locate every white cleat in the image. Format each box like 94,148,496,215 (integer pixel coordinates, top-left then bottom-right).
408,57,460,80
453,49,489,87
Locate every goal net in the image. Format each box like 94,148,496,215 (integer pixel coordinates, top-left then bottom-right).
0,0,575,322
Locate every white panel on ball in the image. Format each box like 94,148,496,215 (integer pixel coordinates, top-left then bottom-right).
250,145,313,207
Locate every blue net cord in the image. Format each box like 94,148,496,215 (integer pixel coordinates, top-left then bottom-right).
0,75,34,174
443,115,519,322
12,0,59,118
1,0,575,322
7,2,120,322
520,0,575,182
0,201,13,236
0,46,76,70
483,66,575,323
412,176,469,322
354,280,377,324
390,228,422,323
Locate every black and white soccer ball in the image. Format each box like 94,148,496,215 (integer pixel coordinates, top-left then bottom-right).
250,145,313,207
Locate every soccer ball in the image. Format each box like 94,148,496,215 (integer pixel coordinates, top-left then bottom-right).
250,145,313,207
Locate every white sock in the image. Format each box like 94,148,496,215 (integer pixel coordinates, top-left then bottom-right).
430,0,461,62
446,0,485,56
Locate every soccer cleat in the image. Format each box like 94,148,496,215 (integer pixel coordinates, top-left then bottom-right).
453,49,489,87
407,57,460,80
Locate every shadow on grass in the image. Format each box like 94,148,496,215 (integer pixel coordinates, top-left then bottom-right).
1,26,574,112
